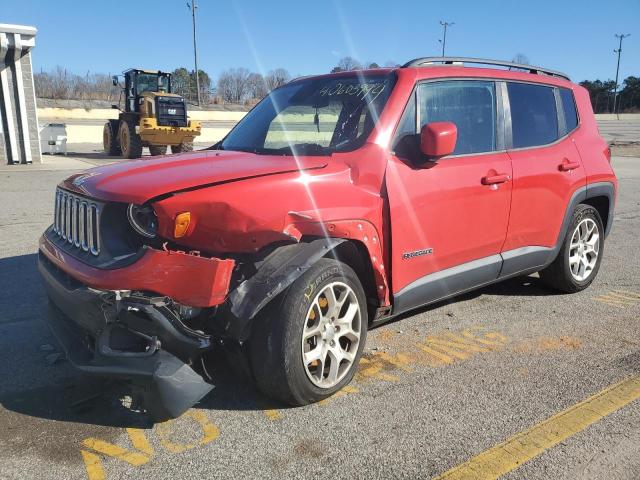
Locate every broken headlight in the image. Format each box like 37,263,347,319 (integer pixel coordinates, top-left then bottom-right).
127,204,158,238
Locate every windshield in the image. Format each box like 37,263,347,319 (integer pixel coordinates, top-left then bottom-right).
219,73,395,156
136,73,170,94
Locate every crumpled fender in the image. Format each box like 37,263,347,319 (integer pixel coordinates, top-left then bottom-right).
283,217,389,306
228,238,345,325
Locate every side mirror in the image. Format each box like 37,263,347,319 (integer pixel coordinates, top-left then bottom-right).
111,104,119,110
112,75,118,86
420,121,457,160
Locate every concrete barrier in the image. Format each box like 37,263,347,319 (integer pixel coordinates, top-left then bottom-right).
38,107,640,146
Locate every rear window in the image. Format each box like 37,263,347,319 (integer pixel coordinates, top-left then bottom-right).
508,82,559,148
560,88,579,132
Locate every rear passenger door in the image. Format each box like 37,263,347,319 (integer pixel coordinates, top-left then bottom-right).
386,80,513,308
501,82,586,276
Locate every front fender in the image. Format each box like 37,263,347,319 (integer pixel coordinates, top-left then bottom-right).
227,238,345,338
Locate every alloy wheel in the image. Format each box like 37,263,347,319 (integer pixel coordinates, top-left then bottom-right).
569,218,600,281
301,281,362,388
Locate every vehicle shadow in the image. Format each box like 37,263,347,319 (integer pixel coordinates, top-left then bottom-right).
0,253,286,429
0,254,559,428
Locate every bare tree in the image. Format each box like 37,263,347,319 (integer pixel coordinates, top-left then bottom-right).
216,68,251,103
247,72,268,99
331,56,362,73
265,68,291,91
511,53,530,65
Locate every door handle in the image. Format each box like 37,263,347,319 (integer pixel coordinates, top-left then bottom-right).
559,161,580,171
482,173,510,185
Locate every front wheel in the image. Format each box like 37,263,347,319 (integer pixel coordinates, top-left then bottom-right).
119,121,143,159
539,204,604,293
148,145,167,156
250,259,368,405
171,141,193,154
103,120,121,156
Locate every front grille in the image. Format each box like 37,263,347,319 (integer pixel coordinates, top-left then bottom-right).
53,189,101,256
156,97,188,127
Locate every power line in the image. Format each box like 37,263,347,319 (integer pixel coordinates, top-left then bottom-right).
613,33,630,118
438,21,455,57
187,1,201,106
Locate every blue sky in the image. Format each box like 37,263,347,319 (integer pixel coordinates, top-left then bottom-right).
4,0,639,83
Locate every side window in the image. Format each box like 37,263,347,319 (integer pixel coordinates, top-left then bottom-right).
559,88,579,132
418,80,496,155
508,82,559,148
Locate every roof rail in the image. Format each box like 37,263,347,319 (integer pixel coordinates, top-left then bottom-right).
402,57,570,81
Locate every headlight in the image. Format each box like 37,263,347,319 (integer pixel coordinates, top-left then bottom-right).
127,204,158,238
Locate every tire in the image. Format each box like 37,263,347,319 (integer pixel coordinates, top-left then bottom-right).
249,258,368,406
171,141,193,154
119,120,143,159
103,120,121,156
539,204,604,293
148,145,168,156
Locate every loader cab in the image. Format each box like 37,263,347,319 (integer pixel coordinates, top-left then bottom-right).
123,69,172,113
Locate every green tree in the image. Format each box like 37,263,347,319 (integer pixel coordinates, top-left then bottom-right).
619,76,640,112
579,79,616,113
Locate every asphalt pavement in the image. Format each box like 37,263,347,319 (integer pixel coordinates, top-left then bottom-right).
0,155,638,480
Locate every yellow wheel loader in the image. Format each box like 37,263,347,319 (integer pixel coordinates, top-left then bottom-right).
104,69,201,158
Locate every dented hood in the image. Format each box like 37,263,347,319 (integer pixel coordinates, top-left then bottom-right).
61,150,327,204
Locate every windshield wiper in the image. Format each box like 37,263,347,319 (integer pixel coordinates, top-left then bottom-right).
274,143,329,156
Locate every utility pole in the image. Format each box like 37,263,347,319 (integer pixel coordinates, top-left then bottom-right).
613,33,630,118
187,1,201,106
439,21,454,57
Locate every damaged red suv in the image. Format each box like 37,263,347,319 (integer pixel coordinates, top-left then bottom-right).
39,57,617,419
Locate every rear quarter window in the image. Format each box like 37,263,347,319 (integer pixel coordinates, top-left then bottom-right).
507,82,559,148
559,88,579,132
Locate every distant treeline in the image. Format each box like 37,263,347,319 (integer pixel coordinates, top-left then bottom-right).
33,66,292,107
34,58,640,113
579,77,640,113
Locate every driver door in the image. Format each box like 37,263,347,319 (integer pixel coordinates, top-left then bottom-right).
386,80,512,311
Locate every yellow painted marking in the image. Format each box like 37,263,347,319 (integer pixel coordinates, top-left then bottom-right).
81,428,153,467
376,352,414,371
612,289,640,299
593,289,640,308
415,344,456,365
318,385,359,405
439,333,493,352
434,375,640,480
358,363,400,382
593,295,634,308
264,408,282,421
421,338,471,361
156,410,220,454
81,450,106,480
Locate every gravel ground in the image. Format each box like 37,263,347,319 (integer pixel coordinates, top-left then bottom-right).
0,156,638,480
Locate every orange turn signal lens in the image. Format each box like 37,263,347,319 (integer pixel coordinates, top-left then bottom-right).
174,212,191,238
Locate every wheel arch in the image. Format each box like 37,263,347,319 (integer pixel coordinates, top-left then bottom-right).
583,182,615,237
226,237,381,340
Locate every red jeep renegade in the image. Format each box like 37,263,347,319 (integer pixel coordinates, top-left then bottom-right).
39,57,617,419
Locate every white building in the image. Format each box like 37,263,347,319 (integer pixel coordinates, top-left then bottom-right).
0,23,40,164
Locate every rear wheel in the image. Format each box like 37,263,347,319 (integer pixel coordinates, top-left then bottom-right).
539,204,604,293
250,259,367,405
171,141,193,154
148,145,168,156
103,120,121,156
119,120,143,159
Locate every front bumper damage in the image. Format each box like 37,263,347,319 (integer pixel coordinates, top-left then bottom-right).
38,236,235,420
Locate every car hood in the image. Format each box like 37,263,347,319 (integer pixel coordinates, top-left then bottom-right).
61,150,328,204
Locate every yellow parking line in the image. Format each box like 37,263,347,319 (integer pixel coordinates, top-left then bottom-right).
434,375,640,480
